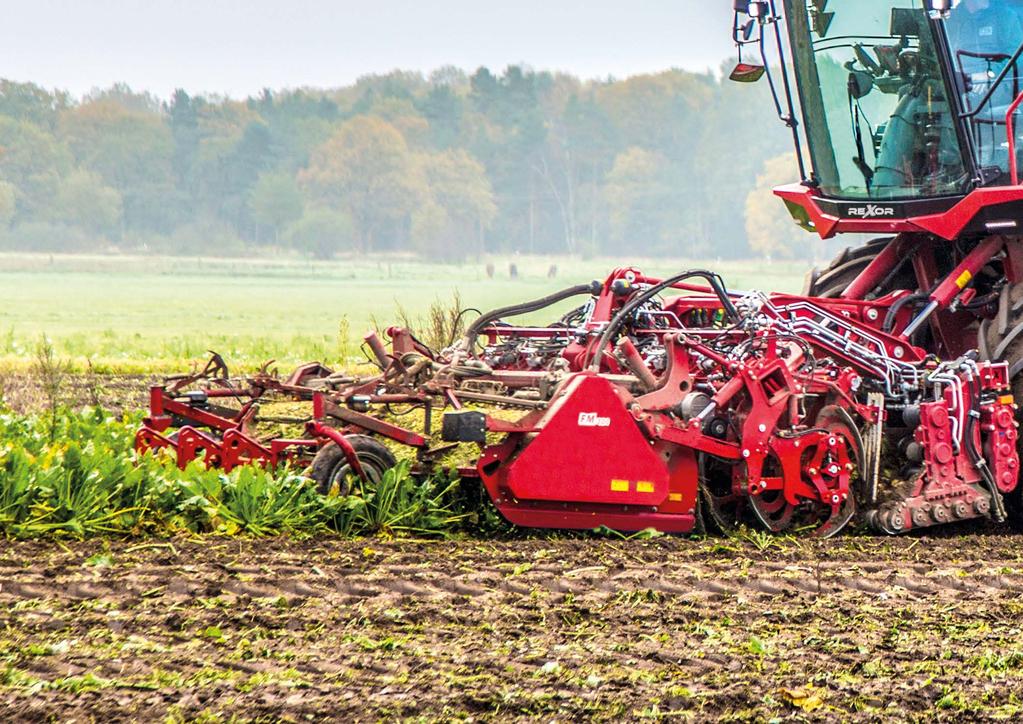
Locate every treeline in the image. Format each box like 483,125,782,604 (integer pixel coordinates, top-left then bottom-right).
0,66,807,260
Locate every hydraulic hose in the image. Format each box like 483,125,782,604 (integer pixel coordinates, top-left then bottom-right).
882,292,929,334
586,270,738,372
462,283,596,354
960,357,1007,522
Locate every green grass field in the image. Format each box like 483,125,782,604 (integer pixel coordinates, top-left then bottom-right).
0,252,807,373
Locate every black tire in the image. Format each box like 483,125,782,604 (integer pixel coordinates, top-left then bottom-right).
310,435,397,496
981,282,1023,525
805,237,914,299
981,282,1023,389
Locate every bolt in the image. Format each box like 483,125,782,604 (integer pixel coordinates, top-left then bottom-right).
889,512,905,531
760,480,768,489
829,465,840,475
866,308,880,321
743,449,751,458
831,494,840,504
894,346,905,359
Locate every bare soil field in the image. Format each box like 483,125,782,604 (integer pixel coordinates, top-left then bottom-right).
2,534,1023,722
0,371,152,418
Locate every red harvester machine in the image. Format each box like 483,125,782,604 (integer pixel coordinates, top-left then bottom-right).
139,1,1023,537
139,265,1020,537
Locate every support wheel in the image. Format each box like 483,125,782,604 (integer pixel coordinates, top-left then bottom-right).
310,435,397,496
698,454,748,535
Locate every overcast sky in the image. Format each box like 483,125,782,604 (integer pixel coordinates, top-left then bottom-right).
0,1,735,100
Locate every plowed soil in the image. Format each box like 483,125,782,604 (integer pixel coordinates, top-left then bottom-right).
0,371,151,418
2,533,1023,722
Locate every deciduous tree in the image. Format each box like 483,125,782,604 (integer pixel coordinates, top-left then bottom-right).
300,116,426,252
745,153,817,261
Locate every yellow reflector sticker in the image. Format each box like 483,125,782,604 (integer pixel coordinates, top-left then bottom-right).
636,481,655,494
668,493,683,502
610,479,630,492
956,270,973,289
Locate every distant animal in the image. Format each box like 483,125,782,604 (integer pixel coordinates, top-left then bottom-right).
547,265,558,279
509,263,519,279
486,263,495,279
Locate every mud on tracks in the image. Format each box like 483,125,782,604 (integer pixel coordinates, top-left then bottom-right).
1,534,1023,722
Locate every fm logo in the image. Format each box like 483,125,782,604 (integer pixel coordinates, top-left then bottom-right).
578,412,611,428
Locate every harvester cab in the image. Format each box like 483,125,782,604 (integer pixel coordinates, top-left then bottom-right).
732,1,1023,386
733,0,1023,239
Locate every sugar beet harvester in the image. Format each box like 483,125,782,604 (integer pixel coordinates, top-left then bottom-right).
139,0,1023,537
139,265,1020,538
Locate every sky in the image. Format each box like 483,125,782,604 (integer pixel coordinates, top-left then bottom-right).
0,1,736,100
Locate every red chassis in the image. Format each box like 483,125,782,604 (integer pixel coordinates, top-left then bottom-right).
451,261,1020,537
137,255,1022,538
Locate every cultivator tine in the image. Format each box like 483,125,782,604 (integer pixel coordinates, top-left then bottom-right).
206,351,229,380
813,497,857,540
165,350,231,394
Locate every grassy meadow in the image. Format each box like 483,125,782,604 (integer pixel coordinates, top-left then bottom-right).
0,252,807,373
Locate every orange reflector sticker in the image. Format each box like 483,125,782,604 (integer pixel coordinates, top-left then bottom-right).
956,270,973,289
668,493,683,502
610,479,630,492
636,481,655,494
1000,395,1015,405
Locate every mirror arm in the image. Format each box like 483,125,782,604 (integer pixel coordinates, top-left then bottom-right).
765,0,810,182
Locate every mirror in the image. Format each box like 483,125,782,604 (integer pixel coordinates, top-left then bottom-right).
848,70,874,99
742,19,756,41
810,10,835,38
890,8,920,37
730,62,767,83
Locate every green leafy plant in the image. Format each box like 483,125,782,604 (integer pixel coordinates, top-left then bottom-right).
332,462,469,538
0,404,479,540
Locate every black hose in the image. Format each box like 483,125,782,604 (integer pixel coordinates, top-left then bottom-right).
447,308,482,348
586,270,738,372
463,283,596,354
883,292,929,333
960,359,1007,522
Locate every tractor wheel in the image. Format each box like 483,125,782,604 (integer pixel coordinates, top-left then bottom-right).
981,282,1023,387
805,237,914,299
310,435,397,496
981,282,1023,525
